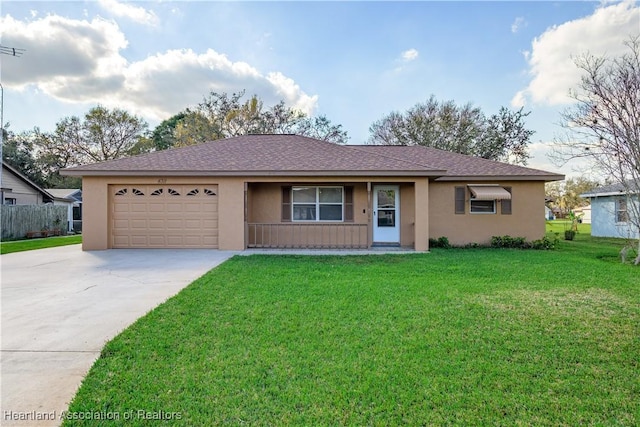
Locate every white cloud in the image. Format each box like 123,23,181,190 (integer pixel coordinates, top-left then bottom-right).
401,48,419,61
512,0,640,108
0,14,318,122
97,0,159,27
511,17,526,33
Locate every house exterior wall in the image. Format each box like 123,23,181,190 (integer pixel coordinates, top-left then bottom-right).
247,181,419,248
82,176,245,251
82,175,428,251
590,196,639,239
1,167,44,205
428,180,545,246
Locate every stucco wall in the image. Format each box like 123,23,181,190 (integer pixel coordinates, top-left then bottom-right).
590,196,639,239
429,181,546,246
82,176,245,250
81,175,541,251
81,176,427,251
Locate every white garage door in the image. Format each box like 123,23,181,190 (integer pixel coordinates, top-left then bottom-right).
111,184,218,248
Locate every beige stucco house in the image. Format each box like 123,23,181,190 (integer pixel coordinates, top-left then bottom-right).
62,135,564,251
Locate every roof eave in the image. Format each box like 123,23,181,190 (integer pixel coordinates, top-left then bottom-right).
581,191,636,198
434,174,565,182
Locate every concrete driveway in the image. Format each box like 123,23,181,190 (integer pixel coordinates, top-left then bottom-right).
1,245,236,427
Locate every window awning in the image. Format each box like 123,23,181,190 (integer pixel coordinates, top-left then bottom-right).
468,186,511,200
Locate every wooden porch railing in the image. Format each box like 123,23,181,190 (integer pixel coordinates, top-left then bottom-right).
247,223,368,249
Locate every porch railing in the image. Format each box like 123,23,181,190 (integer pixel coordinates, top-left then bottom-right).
247,223,368,249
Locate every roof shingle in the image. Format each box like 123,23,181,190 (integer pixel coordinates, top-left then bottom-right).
62,134,563,181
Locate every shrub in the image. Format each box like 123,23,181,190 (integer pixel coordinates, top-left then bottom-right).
429,236,451,249
491,235,527,249
530,236,558,250
491,235,556,250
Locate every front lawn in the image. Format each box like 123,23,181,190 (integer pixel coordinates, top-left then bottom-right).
65,239,639,426
0,235,82,254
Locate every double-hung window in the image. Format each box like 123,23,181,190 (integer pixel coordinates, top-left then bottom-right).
292,186,343,221
616,198,629,223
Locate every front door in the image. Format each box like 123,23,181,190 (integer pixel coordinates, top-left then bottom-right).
373,185,400,244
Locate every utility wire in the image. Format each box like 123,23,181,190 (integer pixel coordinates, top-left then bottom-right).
0,45,26,57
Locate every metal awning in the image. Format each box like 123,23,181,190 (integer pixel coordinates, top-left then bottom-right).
468,185,511,200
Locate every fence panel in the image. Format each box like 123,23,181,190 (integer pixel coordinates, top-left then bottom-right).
1,205,69,240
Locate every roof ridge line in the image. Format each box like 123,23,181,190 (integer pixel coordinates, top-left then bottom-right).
346,144,444,171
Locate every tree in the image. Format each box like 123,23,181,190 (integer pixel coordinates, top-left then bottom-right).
2,127,45,186
151,112,187,151
23,106,148,188
478,107,535,165
169,91,348,147
551,36,640,264
52,106,148,163
545,177,600,217
367,95,534,165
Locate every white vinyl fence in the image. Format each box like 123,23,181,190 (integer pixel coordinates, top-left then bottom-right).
1,205,69,240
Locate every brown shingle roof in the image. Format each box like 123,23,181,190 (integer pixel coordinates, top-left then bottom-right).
352,145,564,180
62,134,563,180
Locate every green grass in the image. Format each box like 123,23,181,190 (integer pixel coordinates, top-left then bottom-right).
0,235,82,254
546,219,591,235
64,238,639,426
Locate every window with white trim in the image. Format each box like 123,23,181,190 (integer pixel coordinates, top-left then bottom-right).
292,186,343,221
616,198,629,223
470,199,496,214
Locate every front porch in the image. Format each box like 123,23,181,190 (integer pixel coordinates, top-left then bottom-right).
244,180,429,251
247,223,369,249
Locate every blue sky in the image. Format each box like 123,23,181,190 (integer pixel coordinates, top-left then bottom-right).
1,1,639,177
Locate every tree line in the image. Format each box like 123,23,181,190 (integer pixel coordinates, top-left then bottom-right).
2,90,537,189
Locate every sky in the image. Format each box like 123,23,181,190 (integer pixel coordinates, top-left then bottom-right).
1,0,639,178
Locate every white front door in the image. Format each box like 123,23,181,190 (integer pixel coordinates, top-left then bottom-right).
373,185,400,244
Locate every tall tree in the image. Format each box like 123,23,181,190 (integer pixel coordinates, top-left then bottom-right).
169,91,348,147
368,95,534,165
53,106,148,163
2,127,45,186
24,106,148,188
551,36,640,264
151,112,187,151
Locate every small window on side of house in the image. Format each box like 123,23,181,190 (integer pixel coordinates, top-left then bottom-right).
501,187,512,215
455,187,466,214
616,198,629,223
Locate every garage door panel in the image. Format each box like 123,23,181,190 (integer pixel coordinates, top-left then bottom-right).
148,203,166,212
166,203,183,212
130,219,148,229
166,221,184,230
148,219,165,229
113,236,130,246
202,219,217,228
184,219,203,229
203,236,218,246
130,235,149,246
166,235,185,246
111,185,219,248
148,236,167,246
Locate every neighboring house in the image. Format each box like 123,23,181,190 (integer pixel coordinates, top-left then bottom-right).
46,189,83,232
544,197,555,220
572,205,592,224
581,181,639,239
1,161,55,205
62,135,564,251
545,205,554,221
